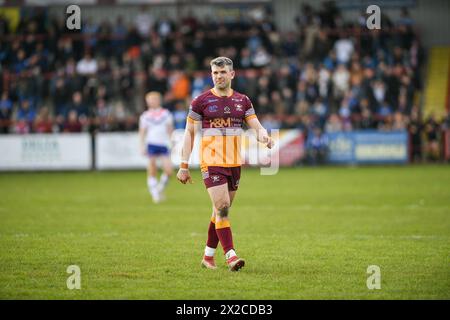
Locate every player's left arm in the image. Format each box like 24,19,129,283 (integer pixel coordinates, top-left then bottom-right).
138,118,147,155
243,95,273,148
246,116,274,149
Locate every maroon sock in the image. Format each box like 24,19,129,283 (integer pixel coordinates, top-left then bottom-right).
215,226,234,254
206,220,219,249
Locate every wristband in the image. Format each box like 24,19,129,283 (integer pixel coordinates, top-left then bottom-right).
180,162,189,170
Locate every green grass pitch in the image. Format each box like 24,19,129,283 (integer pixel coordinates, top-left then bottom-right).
0,165,449,299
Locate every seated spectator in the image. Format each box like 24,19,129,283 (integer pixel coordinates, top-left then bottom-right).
14,119,31,134
239,47,252,69
334,31,354,65
64,110,82,133
358,107,376,129
251,46,271,68
378,99,393,118
325,113,343,133
392,111,407,130
282,114,301,129
68,91,89,118
112,101,129,132
92,98,113,132
169,70,190,101
33,107,53,133
16,99,37,124
76,52,98,76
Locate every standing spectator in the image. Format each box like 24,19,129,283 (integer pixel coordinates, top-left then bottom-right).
51,78,69,117
408,110,422,162
338,94,352,131
112,16,128,62
306,127,328,165
0,92,13,133
372,79,387,106
82,18,99,52
135,6,154,40
155,15,173,39
313,30,331,63
423,115,440,161
332,63,350,101
317,64,331,99
311,97,328,127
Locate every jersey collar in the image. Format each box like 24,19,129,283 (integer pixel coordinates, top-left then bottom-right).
211,88,234,98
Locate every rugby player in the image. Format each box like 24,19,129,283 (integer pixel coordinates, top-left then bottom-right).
176,57,273,271
139,91,174,203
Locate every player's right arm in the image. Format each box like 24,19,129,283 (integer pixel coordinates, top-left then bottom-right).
176,120,195,184
177,96,203,184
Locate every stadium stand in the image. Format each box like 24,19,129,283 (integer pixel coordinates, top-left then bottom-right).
0,3,449,162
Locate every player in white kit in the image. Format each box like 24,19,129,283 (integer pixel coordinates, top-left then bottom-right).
139,91,174,203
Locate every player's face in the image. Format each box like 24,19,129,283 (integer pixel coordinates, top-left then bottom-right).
146,95,161,109
211,65,235,90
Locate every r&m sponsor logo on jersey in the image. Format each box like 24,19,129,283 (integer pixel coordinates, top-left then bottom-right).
209,117,231,128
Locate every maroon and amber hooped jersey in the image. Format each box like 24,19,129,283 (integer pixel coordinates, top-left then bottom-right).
187,89,257,168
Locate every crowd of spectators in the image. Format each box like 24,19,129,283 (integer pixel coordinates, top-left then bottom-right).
0,4,449,162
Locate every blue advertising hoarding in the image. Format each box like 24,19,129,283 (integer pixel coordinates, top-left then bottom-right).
327,131,408,164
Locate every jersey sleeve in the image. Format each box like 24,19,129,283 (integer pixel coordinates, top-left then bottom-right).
244,95,257,122
187,96,203,123
139,113,148,130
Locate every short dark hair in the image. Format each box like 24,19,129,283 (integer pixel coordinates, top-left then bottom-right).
210,57,233,70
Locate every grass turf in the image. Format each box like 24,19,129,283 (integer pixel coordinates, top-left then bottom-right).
0,165,449,299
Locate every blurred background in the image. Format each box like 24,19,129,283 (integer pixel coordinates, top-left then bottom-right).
0,0,449,170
